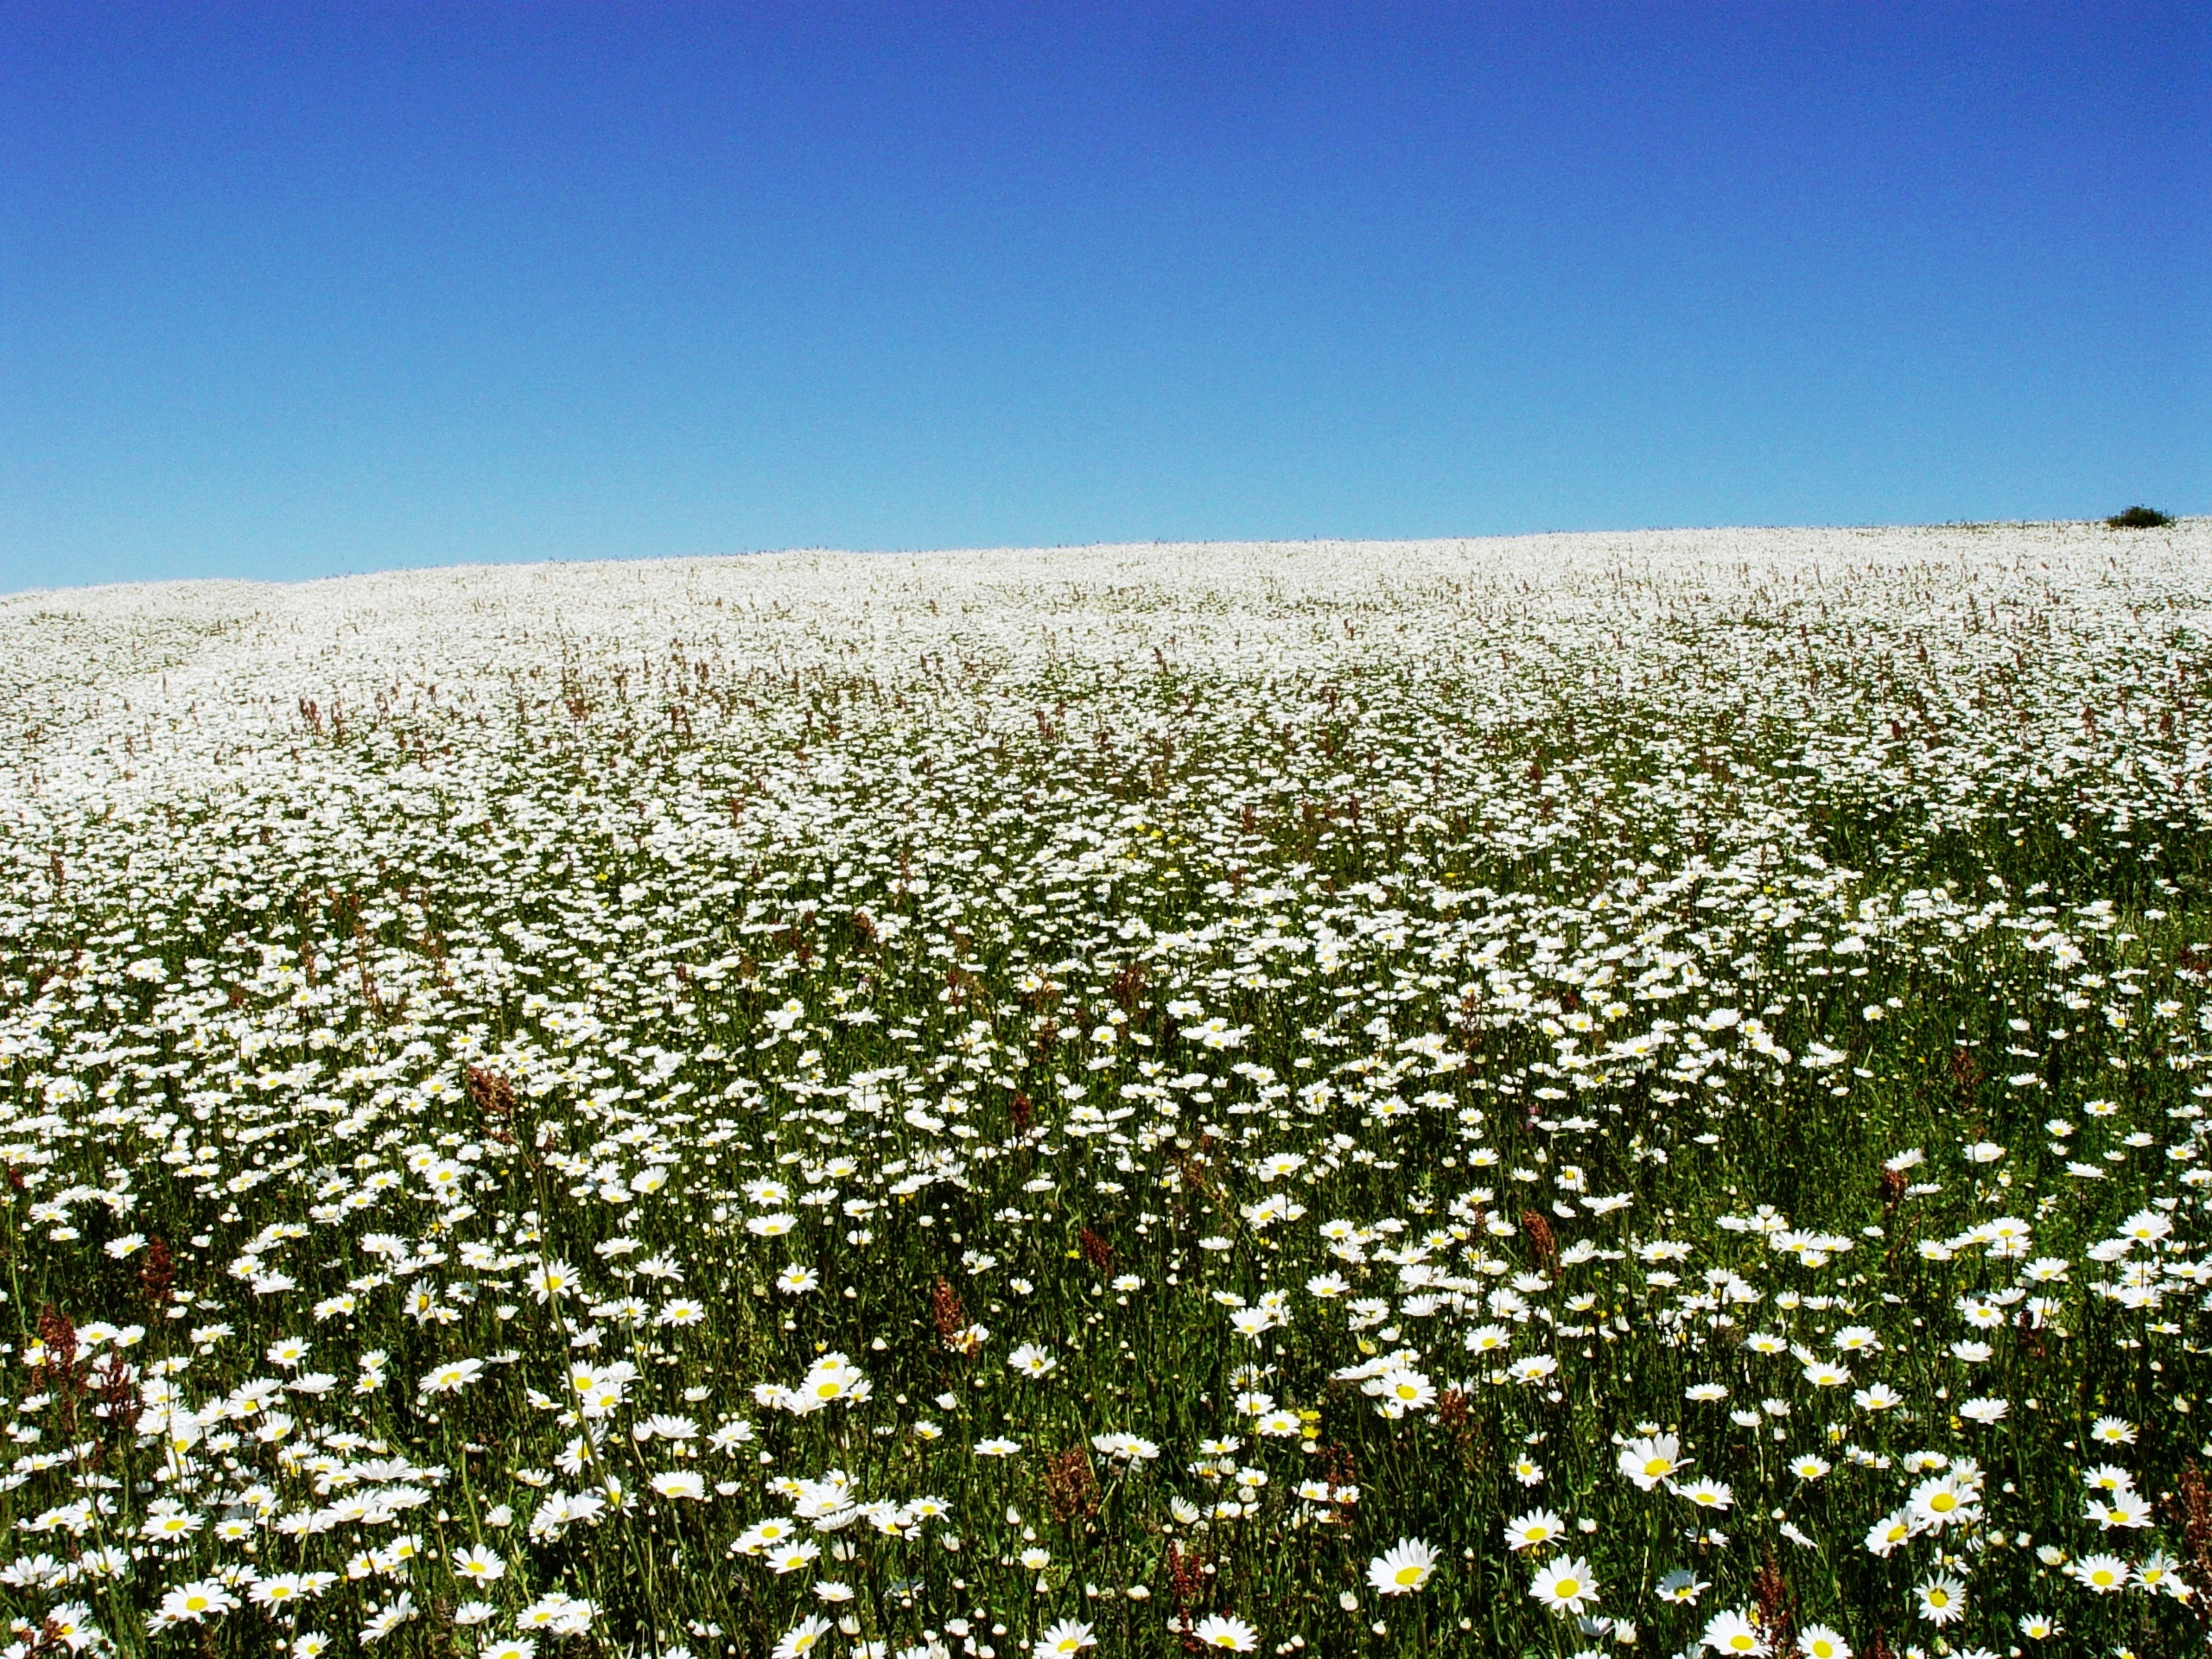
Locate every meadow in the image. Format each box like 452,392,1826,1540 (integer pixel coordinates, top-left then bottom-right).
0,523,2205,1659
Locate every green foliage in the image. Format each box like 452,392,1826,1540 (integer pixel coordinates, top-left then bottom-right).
0,525,2208,1659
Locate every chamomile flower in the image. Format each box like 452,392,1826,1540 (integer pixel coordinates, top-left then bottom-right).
1700,1609,1769,1655
764,1542,821,1575
1529,1556,1600,1616
1914,1575,1966,1624
771,1615,832,1659
2069,1554,2130,1593
157,1581,240,1625
417,1358,484,1395
1033,1620,1097,1657
451,1545,505,1583
2084,1490,2152,1529
1367,1536,1440,1593
1617,1433,1687,1490
1908,1475,1979,1530
1189,1614,1259,1651
1503,1510,1567,1552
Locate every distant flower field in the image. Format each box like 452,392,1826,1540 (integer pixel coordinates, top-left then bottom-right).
0,524,2207,1659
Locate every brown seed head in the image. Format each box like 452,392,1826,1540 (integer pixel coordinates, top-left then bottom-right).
931,1277,969,1351
1079,1227,1115,1275
1042,1446,1102,1526
1521,1210,1558,1274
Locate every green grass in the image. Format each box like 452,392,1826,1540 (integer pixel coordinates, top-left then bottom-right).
0,529,2206,1659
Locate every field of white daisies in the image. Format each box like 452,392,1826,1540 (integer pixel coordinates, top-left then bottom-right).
0,521,2208,1659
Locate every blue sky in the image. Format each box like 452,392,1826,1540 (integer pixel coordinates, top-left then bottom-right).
2,3,2203,591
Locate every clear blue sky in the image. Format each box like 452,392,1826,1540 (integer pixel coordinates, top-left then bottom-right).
2,3,2204,591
